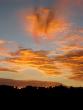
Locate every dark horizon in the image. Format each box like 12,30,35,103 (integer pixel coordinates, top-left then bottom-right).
0,85,83,97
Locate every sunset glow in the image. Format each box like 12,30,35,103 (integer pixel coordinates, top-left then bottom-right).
24,7,69,42
0,0,83,87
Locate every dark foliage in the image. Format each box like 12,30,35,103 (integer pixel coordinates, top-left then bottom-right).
0,85,83,97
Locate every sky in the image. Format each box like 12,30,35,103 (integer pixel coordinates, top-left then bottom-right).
0,0,83,87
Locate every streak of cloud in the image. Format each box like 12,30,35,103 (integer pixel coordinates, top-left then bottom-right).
0,67,17,72
0,39,83,86
55,50,83,81
0,40,21,57
4,48,60,75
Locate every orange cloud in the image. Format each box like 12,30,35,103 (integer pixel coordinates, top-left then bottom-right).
4,49,60,75
55,50,83,81
1,47,83,82
61,45,83,52
55,34,83,54
0,67,17,72
0,40,20,57
24,6,70,43
78,28,83,33
60,0,83,7
0,39,83,83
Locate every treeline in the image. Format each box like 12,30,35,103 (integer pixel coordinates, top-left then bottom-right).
0,85,83,97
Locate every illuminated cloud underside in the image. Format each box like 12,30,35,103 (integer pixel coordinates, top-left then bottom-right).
0,36,83,87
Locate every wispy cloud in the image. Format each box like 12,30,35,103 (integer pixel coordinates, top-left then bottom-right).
55,50,83,81
22,0,71,43
4,48,60,75
0,39,21,57
0,38,83,87
0,67,17,72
